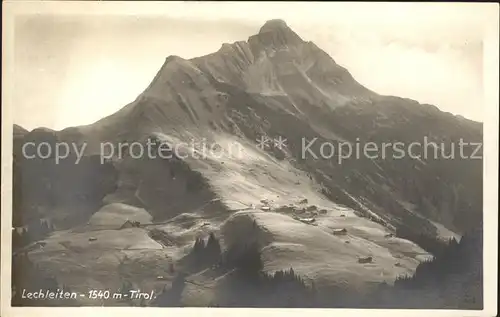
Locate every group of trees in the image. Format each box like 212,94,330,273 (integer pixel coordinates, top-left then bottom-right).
189,233,265,275
190,232,222,269
223,241,263,274
11,224,482,309
11,253,74,307
185,233,314,307
182,227,483,308
389,228,483,308
151,273,188,307
13,136,119,230
185,170,207,193
395,226,452,257
12,220,55,250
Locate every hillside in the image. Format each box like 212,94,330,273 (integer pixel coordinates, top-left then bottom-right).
11,19,482,308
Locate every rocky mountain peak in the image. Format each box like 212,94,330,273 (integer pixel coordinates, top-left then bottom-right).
250,19,303,49
164,55,185,63
258,19,290,34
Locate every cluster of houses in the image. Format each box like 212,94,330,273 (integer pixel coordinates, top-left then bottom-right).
120,220,142,229
88,220,142,242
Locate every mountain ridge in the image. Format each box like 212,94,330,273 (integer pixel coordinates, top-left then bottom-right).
11,19,482,307
14,19,482,233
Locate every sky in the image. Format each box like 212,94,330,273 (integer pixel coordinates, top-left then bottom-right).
10,2,493,130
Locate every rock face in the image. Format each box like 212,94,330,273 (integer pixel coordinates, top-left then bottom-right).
71,18,481,236
12,19,482,307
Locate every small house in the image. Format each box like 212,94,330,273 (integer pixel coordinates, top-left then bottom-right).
333,228,348,236
299,217,316,224
358,256,373,264
120,220,135,229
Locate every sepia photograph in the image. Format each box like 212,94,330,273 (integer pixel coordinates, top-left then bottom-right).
1,2,498,316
